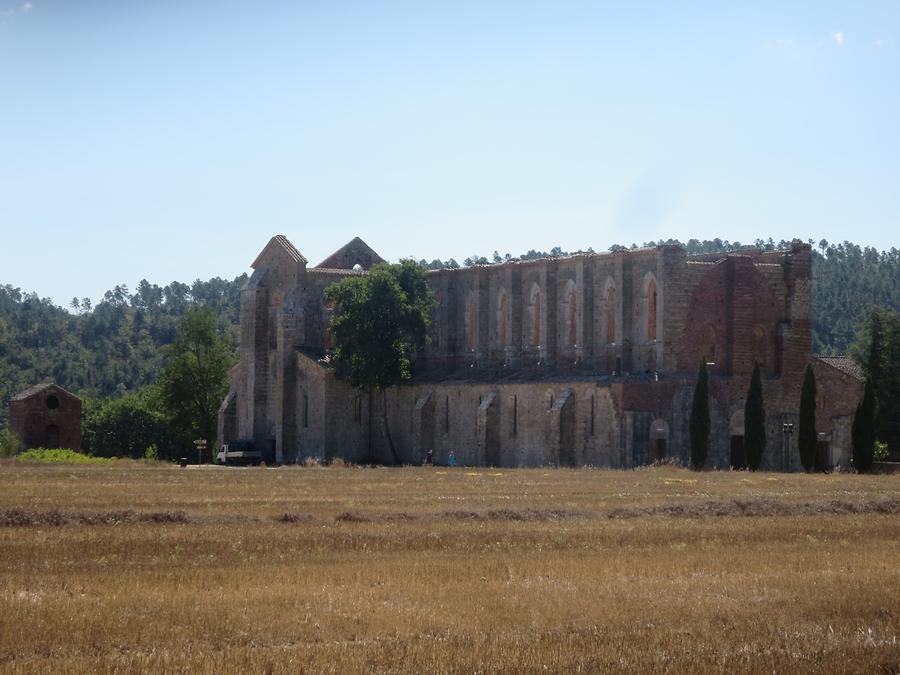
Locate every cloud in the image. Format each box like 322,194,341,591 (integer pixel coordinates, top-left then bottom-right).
832,31,844,47
0,1,30,15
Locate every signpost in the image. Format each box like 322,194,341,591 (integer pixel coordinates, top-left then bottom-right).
193,438,207,466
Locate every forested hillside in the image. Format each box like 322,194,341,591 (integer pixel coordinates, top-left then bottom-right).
1,238,897,428
0,276,245,426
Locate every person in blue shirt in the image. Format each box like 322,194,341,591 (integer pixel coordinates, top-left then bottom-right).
448,451,457,467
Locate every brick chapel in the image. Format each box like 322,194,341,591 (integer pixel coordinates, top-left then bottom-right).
218,235,863,470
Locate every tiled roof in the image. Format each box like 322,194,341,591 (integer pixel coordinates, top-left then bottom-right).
11,383,79,401
814,355,865,381
251,234,308,269
274,235,307,263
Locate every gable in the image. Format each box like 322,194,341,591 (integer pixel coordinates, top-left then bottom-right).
11,383,80,403
316,237,384,271
251,235,308,270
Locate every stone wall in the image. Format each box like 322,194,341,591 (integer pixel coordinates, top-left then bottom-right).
9,384,82,452
219,235,857,471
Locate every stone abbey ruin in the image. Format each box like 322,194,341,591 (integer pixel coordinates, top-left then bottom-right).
218,235,862,470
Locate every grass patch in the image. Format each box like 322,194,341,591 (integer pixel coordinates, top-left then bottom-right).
15,448,115,464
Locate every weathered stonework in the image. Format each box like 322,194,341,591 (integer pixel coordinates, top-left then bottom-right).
9,383,82,452
218,235,861,469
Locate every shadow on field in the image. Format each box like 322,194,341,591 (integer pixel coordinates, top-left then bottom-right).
4,496,899,528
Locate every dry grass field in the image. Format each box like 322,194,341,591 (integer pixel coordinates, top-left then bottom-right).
1,461,899,674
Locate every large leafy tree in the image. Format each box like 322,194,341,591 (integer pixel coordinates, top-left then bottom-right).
82,388,182,460
325,260,435,464
689,360,710,470
851,378,876,473
798,364,818,471
158,307,236,450
744,363,766,471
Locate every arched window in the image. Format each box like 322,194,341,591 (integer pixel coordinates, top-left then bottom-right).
565,282,577,347
465,293,477,351
528,284,542,347
605,281,616,344
751,323,768,370
496,291,509,347
647,277,657,341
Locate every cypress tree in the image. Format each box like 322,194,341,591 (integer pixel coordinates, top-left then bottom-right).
852,378,876,473
798,363,818,471
744,363,766,471
690,360,710,470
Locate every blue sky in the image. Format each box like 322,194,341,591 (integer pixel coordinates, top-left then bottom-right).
1,1,898,307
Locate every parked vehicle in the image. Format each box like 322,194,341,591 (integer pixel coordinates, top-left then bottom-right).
215,441,262,466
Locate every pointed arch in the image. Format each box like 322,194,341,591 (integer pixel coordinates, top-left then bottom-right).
527,283,542,347
465,292,477,351
643,272,659,342
603,277,617,344
563,279,577,348
496,290,509,348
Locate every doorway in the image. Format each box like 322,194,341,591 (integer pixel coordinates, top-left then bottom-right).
730,435,746,470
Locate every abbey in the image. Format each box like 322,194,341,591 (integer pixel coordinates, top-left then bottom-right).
218,235,862,470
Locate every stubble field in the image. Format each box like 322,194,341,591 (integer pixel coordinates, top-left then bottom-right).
1,461,899,674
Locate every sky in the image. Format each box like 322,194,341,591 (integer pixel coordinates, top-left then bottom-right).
1,1,899,308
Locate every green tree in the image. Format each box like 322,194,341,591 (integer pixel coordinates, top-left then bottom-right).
851,378,876,473
798,363,818,471
158,307,236,451
689,360,710,470
0,428,21,457
743,363,766,471
325,260,435,464
82,388,181,460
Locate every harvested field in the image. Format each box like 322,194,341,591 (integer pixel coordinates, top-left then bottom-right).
1,462,898,673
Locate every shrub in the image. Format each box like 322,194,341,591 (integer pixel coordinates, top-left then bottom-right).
0,429,21,457
17,448,115,464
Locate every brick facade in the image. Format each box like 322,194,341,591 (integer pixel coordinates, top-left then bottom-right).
9,383,82,452
219,235,860,469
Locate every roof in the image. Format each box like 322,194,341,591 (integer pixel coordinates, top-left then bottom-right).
251,235,307,269
11,383,80,402
316,236,384,270
814,356,865,381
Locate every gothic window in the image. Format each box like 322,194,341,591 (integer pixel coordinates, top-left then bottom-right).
605,281,616,344
564,281,577,348
751,324,768,369
701,325,717,365
465,292,477,351
432,291,443,353
496,291,509,347
528,283,542,347
647,277,658,341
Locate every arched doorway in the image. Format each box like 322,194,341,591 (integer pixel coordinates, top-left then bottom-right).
649,419,669,462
